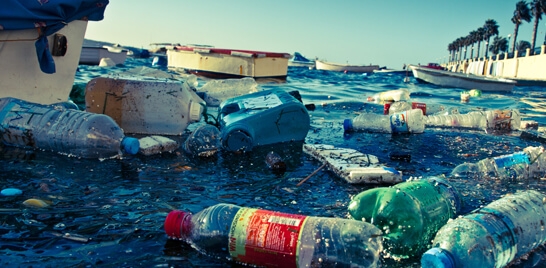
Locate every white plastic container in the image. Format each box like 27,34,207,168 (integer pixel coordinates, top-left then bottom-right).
85,74,205,135
368,88,410,103
218,89,310,152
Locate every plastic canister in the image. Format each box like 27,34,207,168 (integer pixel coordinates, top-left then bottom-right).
218,89,310,152
85,74,205,135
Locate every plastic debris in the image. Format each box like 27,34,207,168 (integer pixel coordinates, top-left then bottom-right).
139,136,179,156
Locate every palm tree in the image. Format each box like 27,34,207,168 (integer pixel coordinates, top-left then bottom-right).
489,36,509,55
476,27,486,58
517,40,532,54
511,0,532,54
483,19,499,58
530,0,546,53
468,30,478,59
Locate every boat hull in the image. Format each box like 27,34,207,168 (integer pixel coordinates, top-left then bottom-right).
410,65,515,92
79,46,128,65
167,46,290,79
315,60,379,73
0,20,88,104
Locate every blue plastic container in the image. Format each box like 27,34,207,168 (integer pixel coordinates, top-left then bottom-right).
218,89,310,152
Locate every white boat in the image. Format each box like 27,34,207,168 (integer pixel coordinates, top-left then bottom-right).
373,68,412,75
79,45,128,65
0,1,109,105
315,59,380,73
409,64,516,92
166,45,291,79
288,52,316,69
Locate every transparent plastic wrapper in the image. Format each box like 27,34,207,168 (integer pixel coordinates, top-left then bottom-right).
183,124,221,157
165,203,383,267
422,190,546,268
348,176,461,258
0,97,139,159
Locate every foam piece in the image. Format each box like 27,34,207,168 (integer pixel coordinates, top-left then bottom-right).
139,136,179,156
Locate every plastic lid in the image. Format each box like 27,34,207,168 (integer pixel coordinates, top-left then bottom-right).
223,128,253,152
189,101,204,122
164,210,190,239
121,137,140,155
343,119,353,132
421,248,455,268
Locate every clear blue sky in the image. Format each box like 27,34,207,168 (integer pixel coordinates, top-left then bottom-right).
85,0,539,69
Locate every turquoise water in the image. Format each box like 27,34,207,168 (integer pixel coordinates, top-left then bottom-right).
1,57,546,267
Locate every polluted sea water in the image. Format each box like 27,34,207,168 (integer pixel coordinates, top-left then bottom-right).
2,57,546,267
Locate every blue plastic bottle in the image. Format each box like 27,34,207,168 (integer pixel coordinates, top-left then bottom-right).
218,89,310,152
421,190,546,268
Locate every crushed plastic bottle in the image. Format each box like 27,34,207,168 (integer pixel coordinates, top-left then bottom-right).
197,77,260,107
344,108,425,133
0,97,139,158
348,176,461,258
451,146,546,180
421,190,546,268
183,124,221,157
165,203,383,267
425,109,520,131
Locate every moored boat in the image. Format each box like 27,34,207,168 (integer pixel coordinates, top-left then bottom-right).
0,0,109,105
288,52,316,68
409,64,516,92
315,59,380,73
79,45,128,65
166,45,291,79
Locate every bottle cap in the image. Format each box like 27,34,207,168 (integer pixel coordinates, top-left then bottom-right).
421,248,456,268
164,210,191,239
343,119,353,132
222,126,253,152
121,137,140,155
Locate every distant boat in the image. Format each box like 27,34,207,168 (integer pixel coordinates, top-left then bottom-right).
0,0,108,105
79,45,128,65
373,67,412,76
409,64,516,92
315,60,380,73
288,52,315,68
166,45,291,79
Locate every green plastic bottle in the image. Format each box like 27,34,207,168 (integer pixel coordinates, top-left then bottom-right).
347,176,462,259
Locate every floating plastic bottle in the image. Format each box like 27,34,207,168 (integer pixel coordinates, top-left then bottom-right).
164,203,383,267
183,124,221,158
384,101,454,116
344,108,425,133
0,97,139,158
451,146,546,180
347,176,461,258
425,109,520,131
421,190,546,268
367,88,410,103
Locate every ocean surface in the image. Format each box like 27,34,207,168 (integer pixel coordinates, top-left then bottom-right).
2,57,546,267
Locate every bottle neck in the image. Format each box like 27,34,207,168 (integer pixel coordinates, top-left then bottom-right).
165,210,193,239
426,177,462,214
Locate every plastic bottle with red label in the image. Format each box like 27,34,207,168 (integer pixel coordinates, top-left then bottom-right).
425,109,520,131
164,203,383,267
344,108,425,134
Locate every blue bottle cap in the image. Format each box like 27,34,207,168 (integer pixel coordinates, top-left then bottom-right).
343,119,353,132
121,137,140,155
421,248,456,268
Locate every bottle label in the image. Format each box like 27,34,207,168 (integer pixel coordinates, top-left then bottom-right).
390,111,409,133
490,110,513,130
229,208,307,267
494,152,530,169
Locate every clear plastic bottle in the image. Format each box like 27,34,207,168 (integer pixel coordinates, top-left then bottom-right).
183,124,221,157
425,109,520,131
164,203,383,267
0,97,139,158
450,146,546,180
421,190,546,268
385,101,450,116
367,88,410,103
344,108,425,133
347,176,462,258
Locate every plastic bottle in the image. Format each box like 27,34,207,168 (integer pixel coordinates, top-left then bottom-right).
421,190,546,268
164,203,383,267
344,108,425,133
347,176,462,258
183,124,221,158
384,101,451,116
0,97,139,158
425,109,520,131
367,88,410,103
451,146,546,180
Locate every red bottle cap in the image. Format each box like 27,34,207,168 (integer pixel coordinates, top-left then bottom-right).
164,210,191,239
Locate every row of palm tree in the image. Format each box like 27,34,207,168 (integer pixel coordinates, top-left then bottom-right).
448,0,546,62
